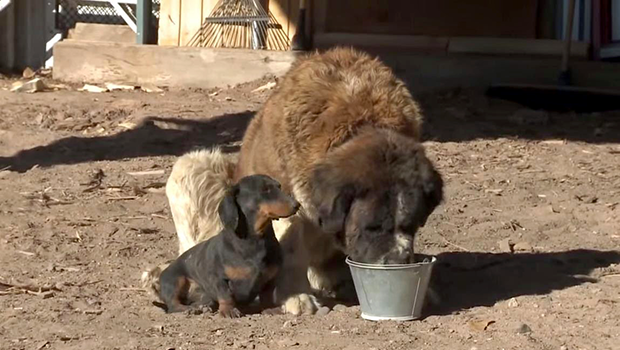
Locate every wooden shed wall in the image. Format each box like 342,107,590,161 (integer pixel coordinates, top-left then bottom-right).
314,0,539,39
158,0,303,47
0,0,55,70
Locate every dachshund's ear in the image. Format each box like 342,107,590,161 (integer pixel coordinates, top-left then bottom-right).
218,186,239,230
310,164,357,235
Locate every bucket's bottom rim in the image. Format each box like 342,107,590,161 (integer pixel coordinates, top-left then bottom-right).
361,313,419,322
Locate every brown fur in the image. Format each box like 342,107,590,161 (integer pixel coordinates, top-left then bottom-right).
142,47,441,316
231,47,439,314
224,266,253,280
234,47,422,189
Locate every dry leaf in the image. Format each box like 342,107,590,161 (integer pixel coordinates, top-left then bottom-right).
126,170,165,176
541,140,565,145
252,81,277,93
119,121,138,130
469,319,495,331
11,78,47,93
140,84,164,93
78,84,108,93
105,83,136,91
22,67,36,79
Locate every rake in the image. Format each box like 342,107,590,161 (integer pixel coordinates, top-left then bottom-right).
187,0,291,51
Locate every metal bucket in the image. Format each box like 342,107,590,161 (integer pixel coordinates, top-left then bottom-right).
346,255,437,321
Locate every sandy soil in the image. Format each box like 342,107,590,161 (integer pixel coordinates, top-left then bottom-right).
0,74,619,350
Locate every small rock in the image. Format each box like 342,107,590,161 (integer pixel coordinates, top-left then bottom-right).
498,238,514,253
513,242,533,252
560,346,568,350
11,78,47,93
332,304,347,312
225,96,233,101
516,323,532,334
316,306,331,316
22,67,36,79
512,109,549,126
507,297,519,308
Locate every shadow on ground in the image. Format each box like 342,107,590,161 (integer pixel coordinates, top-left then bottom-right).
0,112,254,173
424,249,620,316
2,88,620,173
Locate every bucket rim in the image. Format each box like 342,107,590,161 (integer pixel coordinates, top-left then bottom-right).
345,255,437,270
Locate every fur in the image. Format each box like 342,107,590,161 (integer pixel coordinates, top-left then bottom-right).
143,47,444,315
141,148,236,297
157,174,298,318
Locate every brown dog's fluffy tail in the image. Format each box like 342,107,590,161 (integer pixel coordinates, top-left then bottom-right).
141,147,237,299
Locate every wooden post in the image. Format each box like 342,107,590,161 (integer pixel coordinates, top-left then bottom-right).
0,0,15,70
591,0,601,60
291,0,308,50
136,0,152,44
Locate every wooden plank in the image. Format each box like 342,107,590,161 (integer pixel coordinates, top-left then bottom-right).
0,0,15,69
53,41,297,88
52,41,620,92
287,0,299,40
270,0,292,40
448,37,589,58
158,0,181,46
314,32,449,52
202,0,217,16
324,0,538,39
179,0,203,46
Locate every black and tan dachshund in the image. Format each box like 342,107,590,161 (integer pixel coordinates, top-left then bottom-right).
158,174,300,318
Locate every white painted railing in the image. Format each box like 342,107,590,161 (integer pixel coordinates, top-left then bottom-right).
0,0,11,13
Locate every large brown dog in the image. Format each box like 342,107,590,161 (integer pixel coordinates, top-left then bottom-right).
142,47,443,315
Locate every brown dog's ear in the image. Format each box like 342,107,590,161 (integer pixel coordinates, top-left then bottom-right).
418,166,444,227
310,165,357,235
218,186,239,230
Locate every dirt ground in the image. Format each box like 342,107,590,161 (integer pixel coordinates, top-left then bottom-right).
0,73,619,350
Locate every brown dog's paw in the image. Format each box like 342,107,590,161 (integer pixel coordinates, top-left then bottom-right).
219,306,243,318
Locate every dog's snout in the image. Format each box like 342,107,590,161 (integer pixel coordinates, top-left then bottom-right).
401,247,414,263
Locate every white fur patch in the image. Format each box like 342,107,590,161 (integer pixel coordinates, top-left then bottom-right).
281,293,321,315
394,232,413,254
